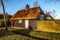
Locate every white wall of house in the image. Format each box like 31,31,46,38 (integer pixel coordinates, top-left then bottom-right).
25,20,29,29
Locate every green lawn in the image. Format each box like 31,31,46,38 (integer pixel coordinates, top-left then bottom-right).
11,29,60,39
0,34,38,40
30,31,60,39
0,30,38,40
0,27,60,40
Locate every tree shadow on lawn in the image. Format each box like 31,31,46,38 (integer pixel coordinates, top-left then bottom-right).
12,29,48,40
0,29,15,38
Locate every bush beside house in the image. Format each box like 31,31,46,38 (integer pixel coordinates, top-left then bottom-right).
0,19,11,27
0,19,4,27
0,14,12,27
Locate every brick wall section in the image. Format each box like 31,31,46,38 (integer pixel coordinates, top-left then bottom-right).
29,20,37,29
11,20,25,28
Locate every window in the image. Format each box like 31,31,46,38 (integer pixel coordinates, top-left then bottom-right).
38,14,44,20
18,20,22,23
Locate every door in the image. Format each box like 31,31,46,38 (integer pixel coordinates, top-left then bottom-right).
25,20,29,29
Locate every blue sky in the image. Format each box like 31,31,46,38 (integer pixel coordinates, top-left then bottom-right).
0,0,60,19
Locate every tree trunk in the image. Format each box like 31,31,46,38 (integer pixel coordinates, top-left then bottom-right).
0,0,8,31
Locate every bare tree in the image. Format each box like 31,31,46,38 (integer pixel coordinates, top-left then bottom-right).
47,10,57,19
0,0,8,31
45,0,60,3
33,0,39,7
52,10,57,18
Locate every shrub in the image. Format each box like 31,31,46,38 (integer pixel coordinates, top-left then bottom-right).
0,19,4,27
6,20,11,26
0,19,11,27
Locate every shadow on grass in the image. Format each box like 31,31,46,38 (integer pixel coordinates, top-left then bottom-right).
12,29,48,40
0,29,15,38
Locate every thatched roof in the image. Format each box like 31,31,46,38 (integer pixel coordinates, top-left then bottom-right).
10,6,43,20
10,4,53,20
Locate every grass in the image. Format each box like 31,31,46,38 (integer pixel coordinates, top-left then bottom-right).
0,34,38,40
30,31,60,39
0,35,38,40
0,27,60,40
0,29,38,40
11,29,60,39
0,36,1,37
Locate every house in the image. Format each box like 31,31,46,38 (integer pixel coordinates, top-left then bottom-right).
10,4,53,29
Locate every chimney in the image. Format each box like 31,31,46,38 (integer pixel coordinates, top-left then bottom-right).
25,4,29,10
